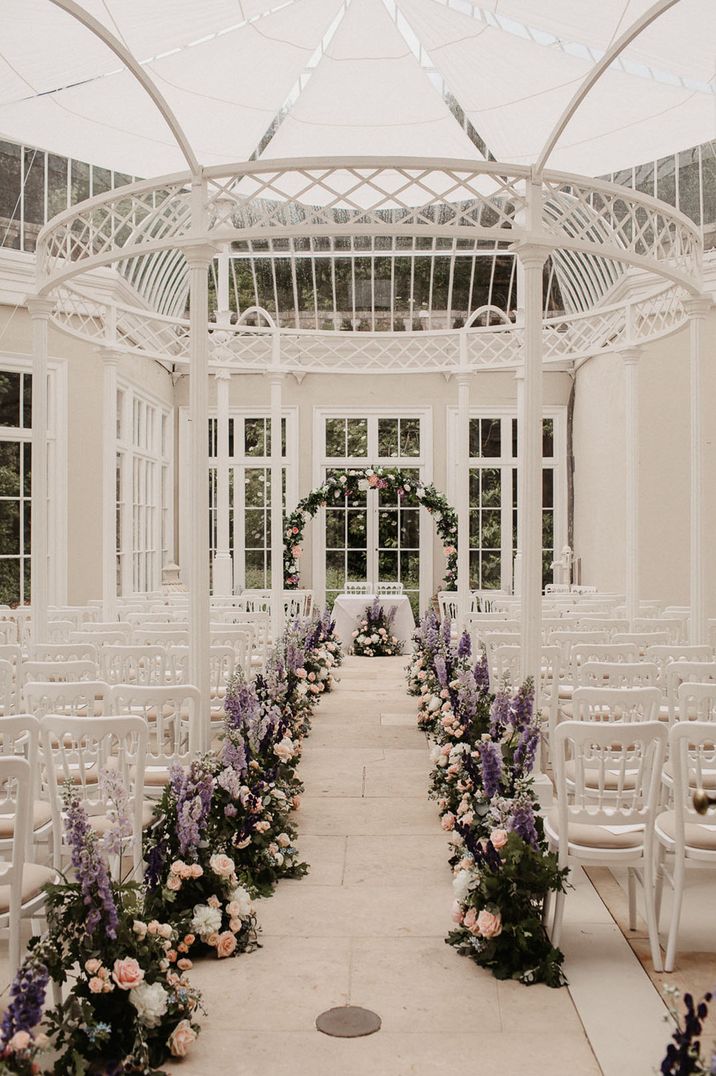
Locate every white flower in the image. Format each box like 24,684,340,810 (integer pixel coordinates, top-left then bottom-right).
371,634,379,643
130,981,169,1028
190,903,223,939
452,869,474,904
274,737,295,763
228,885,254,919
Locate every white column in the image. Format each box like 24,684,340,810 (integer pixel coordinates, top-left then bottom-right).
515,243,549,684
513,367,524,595
622,347,641,627
269,333,285,642
27,297,54,644
212,369,233,596
686,297,711,644
185,227,215,755
100,348,120,621
456,337,472,630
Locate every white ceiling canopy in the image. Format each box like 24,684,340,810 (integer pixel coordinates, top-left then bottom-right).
0,0,712,178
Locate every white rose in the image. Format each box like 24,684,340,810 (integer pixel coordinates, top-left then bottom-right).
228,886,253,919
452,869,474,904
371,634,379,643
130,981,169,1028
274,737,295,763
190,903,223,939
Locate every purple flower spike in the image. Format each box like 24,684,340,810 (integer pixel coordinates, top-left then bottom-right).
510,799,539,848
0,959,49,1049
63,787,118,939
473,651,490,693
479,741,503,800
457,631,471,658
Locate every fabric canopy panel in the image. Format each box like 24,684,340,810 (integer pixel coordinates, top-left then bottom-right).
0,0,712,178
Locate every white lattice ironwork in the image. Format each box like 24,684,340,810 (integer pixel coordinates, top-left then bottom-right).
34,157,702,373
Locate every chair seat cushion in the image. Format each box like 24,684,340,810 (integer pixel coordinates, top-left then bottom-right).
88,801,156,835
0,863,56,913
558,684,573,700
655,810,716,851
564,761,639,790
661,762,716,789
544,808,644,849
0,802,52,838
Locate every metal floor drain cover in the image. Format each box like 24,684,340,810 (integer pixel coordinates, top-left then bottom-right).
316,1005,381,1038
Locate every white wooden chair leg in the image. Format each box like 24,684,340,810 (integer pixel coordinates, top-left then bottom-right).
643,851,662,972
655,847,666,925
627,867,637,931
664,856,685,973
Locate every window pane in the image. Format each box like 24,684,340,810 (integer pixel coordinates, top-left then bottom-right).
400,418,420,457
23,147,45,251
379,511,398,548
92,166,111,196
244,469,266,507
0,373,21,428
244,419,265,456
0,559,20,605
0,443,20,495
70,159,90,204
346,549,367,579
0,502,20,552
47,154,68,218
325,418,345,456
481,418,501,457
543,469,554,509
378,549,398,579
481,468,501,507
346,418,368,456
400,510,419,547
469,418,480,457
22,374,31,429
346,510,367,547
0,142,21,249
378,418,398,457
324,510,343,548
543,418,554,457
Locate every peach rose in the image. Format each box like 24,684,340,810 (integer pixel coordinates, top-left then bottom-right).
190,864,203,879
166,874,182,892
133,921,148,940
463,907,478,933
7,1031,31,1052
84,958,101,975
440,812,456,832
229,917,242,933
476,909,502,938
89,976,105,994
169,859,186,875
451,900,464,925
209,853,235,878
184,934,195,947
206,932,220,947
216,931,237,958
112,957,144,991
177,958,193,971
277,833,291,848
490,829,508,850
207,895,221,909
168,1019,197,1058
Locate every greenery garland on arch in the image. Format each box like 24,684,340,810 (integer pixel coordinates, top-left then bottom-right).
283,466,458,591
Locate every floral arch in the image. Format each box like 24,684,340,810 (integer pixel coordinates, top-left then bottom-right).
283,467,458,592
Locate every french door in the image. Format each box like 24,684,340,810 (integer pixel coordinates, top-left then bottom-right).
315,411,432,617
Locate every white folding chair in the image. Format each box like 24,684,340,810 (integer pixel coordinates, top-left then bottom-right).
41,714,149,878
106,684,199,794
345,582,370,596
0,659,16,715
101,645,167,685
613,631,669,656
0,757,56,973
23,680,108,719
577,661,659,690
30,642,99,664
209,628,251,671
377,582,404,596
437,592,459,622
665,661,716,726
20,660,98,686
646,645,713,695
655,721,716,971
571,686,662,725
0,716,53,860
547,720,666,969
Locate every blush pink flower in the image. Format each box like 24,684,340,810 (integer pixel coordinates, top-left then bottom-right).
441,812,456,832
490,828,508,850
168,1019,197,1058
216,931,238,958
463,907,478,933
112,957,144,991
476,909,502,938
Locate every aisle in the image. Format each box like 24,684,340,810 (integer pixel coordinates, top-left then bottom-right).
170,656,600,1076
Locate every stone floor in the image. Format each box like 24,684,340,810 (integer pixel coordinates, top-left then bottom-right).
165,656,643,1076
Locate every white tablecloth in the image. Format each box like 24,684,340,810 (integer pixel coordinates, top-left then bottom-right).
331,595,415,649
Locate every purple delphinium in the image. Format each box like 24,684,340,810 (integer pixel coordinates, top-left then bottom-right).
509,798,540,848
0,958,49,1049
479,740,503,800
473,651,490,693
98,766,132,857
510,679,535,732
433,654,448,690
513,724,540,779
424,612,440,653
63,787,118,939
441,616,452,644
222,733,248,776
224,675,260,733
457,631,471,658
455,666,479,724
489,689,512,737
170,762,214,858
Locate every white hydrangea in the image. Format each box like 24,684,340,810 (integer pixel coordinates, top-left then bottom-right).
452,869,474,904
130,981,169,1028
228,885,254,919
190,903,223,939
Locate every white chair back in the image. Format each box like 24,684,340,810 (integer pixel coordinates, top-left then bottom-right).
665,661,716,725
645,645,713,693
209,628,251,669
377,582,404,596
101,645,166,685
23,680,107,718
612,631,669,655
107,683,198,780
46,619,74,643
0,659,16,715
0,756,32,968
30,642,99,663
677,680,716,723
578,661,659,690
133,629,189,648
437,592,459,622
345,582,370,596
21,660,98,685
571,686,661,723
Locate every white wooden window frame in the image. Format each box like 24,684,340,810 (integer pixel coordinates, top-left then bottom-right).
0,351,67,606
117,380,172,596
178,406,298,593
312,405,433,612
446,404,567,593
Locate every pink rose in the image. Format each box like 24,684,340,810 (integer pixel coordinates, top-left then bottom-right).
476,909,502,938
177,958,193,971
112,957,144,991
207,932,220,947
7,1031,32,1052
209,853,235,878
207,895,221,909
169,859,186,875
295,668,307,679
88,976,105,994
84,958,101,974
291,795,301,810
229,917,242,932
190,864,203,879
441,812,456,832
277,833,290,848
254,820,270,833
166,874,182,891
292,546,302,558
236,836,252,848
451,900,464,924
168,1019,197,1058
216,931,237,958
463,907,478,932
490,829,508,850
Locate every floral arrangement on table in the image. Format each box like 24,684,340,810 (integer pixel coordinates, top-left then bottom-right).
352,598,404,657
302,606,343,690
0,786,203,1076
660,988,714,1074
406,614,568,988
283,467,458,591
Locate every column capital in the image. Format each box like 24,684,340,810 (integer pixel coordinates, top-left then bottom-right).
25,296,55,320
510,239,552,270
264,368,285,384
456,368,473,387
685,295,712,319
620,346,642,367
214,367,232,382
183,241,218,270
95,345,122,367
